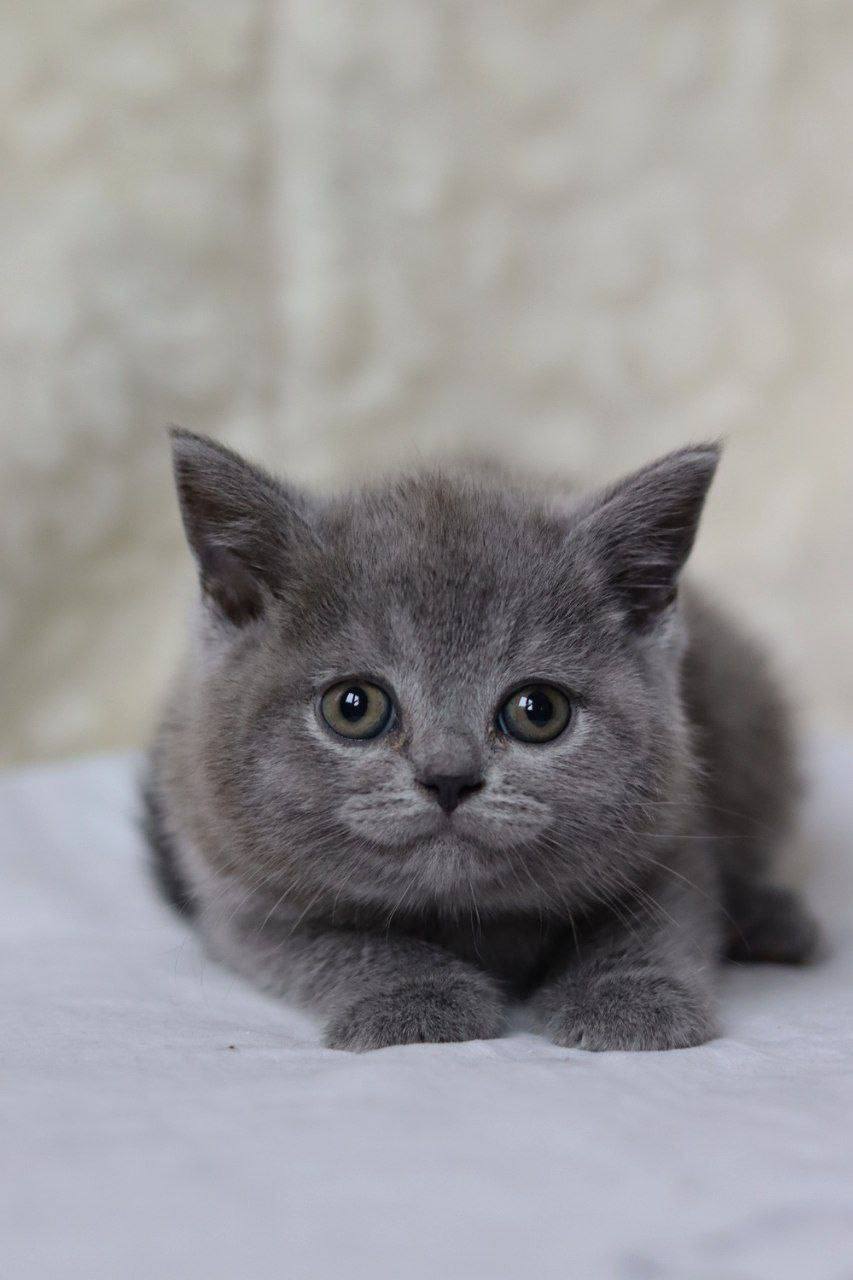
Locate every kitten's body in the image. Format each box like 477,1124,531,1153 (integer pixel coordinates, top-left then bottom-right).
145,434,817,1051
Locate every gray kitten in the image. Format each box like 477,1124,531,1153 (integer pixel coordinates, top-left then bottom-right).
143,430,818,1052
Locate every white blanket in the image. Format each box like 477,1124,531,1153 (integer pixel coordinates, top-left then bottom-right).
3,742,853,1280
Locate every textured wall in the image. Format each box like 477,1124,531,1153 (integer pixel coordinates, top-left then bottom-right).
1,0,852,765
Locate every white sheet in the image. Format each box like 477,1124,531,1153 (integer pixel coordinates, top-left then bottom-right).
3,741,853,1280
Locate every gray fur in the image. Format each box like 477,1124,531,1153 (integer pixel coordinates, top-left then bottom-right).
144,430,818,1052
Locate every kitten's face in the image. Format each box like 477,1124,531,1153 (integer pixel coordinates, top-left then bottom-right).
173,435,718,920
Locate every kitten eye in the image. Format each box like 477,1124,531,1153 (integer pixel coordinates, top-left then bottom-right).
320,681,393,740
498,684,571,744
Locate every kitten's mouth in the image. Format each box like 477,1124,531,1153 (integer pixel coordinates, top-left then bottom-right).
349,811,480,851
340,793,550,853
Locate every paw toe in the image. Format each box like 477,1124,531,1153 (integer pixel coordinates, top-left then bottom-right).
547,972,715,1052
325,978,503,1051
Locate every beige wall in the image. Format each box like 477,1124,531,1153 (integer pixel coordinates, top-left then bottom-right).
1,0,852,766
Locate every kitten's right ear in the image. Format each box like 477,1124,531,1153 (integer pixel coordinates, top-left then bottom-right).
573,443,720,631
170,428,317,626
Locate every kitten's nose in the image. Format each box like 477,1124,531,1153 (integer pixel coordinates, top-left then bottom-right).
417,770,484,814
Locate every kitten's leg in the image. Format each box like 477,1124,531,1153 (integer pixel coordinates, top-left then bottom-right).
723,875,820,965
530,874,719,1052
201,907,506,1051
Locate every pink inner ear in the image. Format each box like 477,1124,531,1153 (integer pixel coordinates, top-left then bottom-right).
199,543,264,626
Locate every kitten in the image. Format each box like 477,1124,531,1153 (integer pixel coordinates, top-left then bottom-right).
143,430,818,1052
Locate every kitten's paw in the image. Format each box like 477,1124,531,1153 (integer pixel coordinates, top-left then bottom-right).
545,970,715,1052
325,974,504,1052
725,882,822,965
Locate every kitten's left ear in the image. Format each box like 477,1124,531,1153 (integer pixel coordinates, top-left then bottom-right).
170,428,319,625
575,444,721,630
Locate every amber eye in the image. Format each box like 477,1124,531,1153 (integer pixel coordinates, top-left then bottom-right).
320,681,393,740
498,684,571,744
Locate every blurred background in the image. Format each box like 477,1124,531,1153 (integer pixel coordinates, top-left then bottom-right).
1,0,852,766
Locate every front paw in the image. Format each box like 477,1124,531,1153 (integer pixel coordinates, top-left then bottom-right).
545,970,715,1052
325,973,504,1052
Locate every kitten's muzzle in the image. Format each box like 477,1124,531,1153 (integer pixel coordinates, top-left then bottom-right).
415,770,484,815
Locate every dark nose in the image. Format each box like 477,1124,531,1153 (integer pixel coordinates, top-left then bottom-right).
417,771,484,814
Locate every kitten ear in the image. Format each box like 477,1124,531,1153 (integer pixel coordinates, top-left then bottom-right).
575,444,721,630
170,428,317,626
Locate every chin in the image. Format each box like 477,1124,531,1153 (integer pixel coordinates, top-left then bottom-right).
387,828,521,909
340,810,550,913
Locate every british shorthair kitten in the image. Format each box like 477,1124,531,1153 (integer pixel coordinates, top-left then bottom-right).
143,431,818,1051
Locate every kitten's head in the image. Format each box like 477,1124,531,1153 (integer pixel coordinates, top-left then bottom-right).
171,431,718,921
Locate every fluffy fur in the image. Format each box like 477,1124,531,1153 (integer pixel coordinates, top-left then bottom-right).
144,431,818,1052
